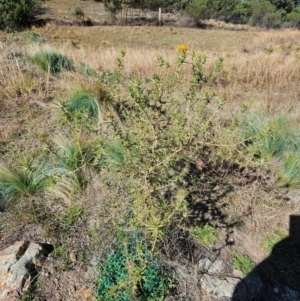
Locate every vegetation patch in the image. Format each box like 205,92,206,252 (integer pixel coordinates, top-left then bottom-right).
242,113,300,187
190,224,218,246
0,0,41,31
96,232,175,301
0,160,54,209
261,231,287,254
233,254,255,276
64,90,100,122
30,47,73,74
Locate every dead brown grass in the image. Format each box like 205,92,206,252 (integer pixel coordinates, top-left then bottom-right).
24,26,300,119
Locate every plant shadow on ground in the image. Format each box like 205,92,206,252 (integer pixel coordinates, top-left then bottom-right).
233,215,300,301
158,158,260,300
184,157,256,229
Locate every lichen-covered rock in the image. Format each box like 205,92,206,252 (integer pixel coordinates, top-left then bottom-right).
0,241,51,301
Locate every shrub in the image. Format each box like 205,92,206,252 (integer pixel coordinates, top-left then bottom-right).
286,7,300,27
74,7,84,18
0,0,41,31
96,232,175,301
185,0,212,24
249,0,283,28
96,49,224,251
30,47,73,74
232,1,253,23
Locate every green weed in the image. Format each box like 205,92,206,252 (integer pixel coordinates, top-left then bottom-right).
77,63,97,77
26,31,45,43
233,254,255,276
190,224,218,246
63,205,84,227
96,232,175,301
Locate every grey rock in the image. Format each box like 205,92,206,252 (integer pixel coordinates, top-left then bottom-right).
199,258,224,274
0,241,51,301
201,274,240,298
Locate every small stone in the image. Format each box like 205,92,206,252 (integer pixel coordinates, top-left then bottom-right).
274,287,279,294
69,252,76,262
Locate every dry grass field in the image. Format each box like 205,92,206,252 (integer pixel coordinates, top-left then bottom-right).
1,1,300,300
28,25,300,116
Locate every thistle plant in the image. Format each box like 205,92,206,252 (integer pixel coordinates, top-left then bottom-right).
95,47,225,251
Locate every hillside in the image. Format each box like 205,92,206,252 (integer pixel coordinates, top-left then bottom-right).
0,1,300,300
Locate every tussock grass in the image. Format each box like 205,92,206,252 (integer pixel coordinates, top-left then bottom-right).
100,139,124,167
48,135,94,203
30,47,73,73
0,161,54,208
242,114,300,187
243,114,300,159
278,152,300,188
66,90,100,121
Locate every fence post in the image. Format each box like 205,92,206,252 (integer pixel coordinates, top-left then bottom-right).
158,7,162,26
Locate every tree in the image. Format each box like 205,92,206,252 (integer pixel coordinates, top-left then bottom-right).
269,0,297,13
185,0,239,23
250,0,282,27
0,0,41,31
102,0,123,19
185,0,211,23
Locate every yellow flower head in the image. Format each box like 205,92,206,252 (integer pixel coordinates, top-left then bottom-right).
105,111,113,119
178,44,188,53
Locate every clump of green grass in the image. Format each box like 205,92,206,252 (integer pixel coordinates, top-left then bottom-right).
0,161,54,208
278,151,300,188
65,90,100,121
261,231,287,254
100,139,124,167
30,47,73,73
51,135,99,193
233,254,255,276
77,63,97,77
243,114,300,159
190,224,218,246
242,114,300,187
26,31,45,43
